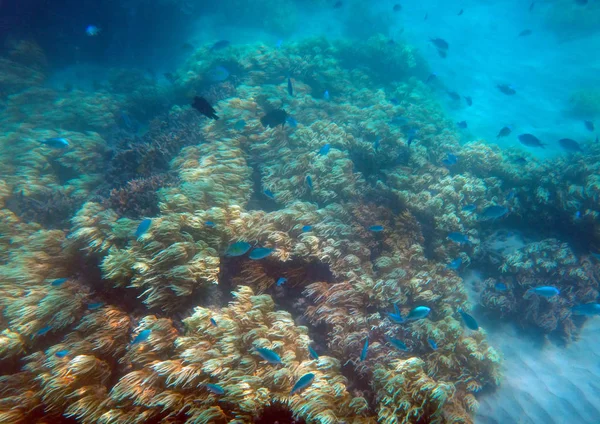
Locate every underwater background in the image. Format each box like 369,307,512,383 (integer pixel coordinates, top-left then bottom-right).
1,0,600,422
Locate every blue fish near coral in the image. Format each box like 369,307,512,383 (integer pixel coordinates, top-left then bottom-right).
447,232,471,244
276,277,287,286
480,205,509,220
290,373,315,395
36,326,52,336
132,329,151,344
40,138,69,148
527,286,560,298
204,383,225,395
447,258,462,270
458,308,479,331
305,175,313,190
406,306,431,320
495,282,507,291
360,337,369,361
135,218,152,239
572,303,600,316
87,302,104,310
249,247,274,260
205,221,216,228
255,347,282,364
369,225,384,232
225,241,252,257
264,189,276,199
51,278,68,287
442,153,458,167
286,116,298,128
55,350,69,358
233,119,246,131
427,339,438,350
308,345,319,360
210,318,218,327
323,90,330,100
287,78,293,96
387,337,408,351
302,225,312,232
319,144,331,155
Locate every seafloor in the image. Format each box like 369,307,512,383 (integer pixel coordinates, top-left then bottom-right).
1,6,600,423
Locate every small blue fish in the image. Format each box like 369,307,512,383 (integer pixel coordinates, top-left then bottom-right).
374,136,381,151
426,73,437,83
205,221,216,228
406,306,431,320
506,190,515,201
447,232,471,244
406,128,419,146
390,97,399,105
87,302,104,310
308,345,319,360
360,337,369,361
319,144,331,155
276,277,287,286
55,350,69,358
210,318,217,327
572,303,600,316
233,119,246,131
369,225,384,232
481,205,509,220
286,116,298,128
495,282,507,291
527,286,560,298
85,25,100,36
225,241,252,257
36,326,52,336
264,189,275,199
574,211,581,220
40,138,69,148
249,247,274,260
387,337,408,351
287,78,293,96
276,39,283,49
458,308,479,330
51,278,68,287
323,90,330,100
255,347,282,364
305,175,313,190
205,383,225,395
290,373,315,395
132,329,152,344
135,218,152,239
427,339,438,350
207,66,229,82
462,204,476,212
442,153,458,167
302,225,313,232
388,312,404,324
447,258,462,270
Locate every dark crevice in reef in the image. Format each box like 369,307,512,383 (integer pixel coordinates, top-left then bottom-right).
246,164,280,213
4,189,83,230
48,157,79,185
255,403,306,424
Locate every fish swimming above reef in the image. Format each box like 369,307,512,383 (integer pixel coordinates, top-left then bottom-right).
387,337,408,351
87,302,104,310
480,205,509,220
558,138,582,152
249,247,274,260
286,116,298,128
319,143,331,155
308,345,319,360
519,29,532,37
210,40,230,51
393,4,402,11
458,308,479,330
234,119,246,130
518,133,545,148
527,286,560,298
287,78,293,96
302,225,312,232
255,347,282,364
464,96,473,106
225,241,252,257
496,126,512,138
205,221,216,228
132,329,151,344
428,339,438,350
360,337,369,361
85,25,100,36
36,326,52,336
264,189,275,199
457,120,467,129
135,218,152,239
572,303,600,316
497,84,516,95
276,277,287,286
192,96,219,120
55,350,69,358
204,383,225,395
369,225,384,232
430,38,449,50
447,91,460,101
210,318,217,327
306,175,313,190
447,232,471,244
260,109,288,128
40,138,69,148
495,282,507,291
442,153,458,167
51,278,68,286
290,373,315,395
406,306,431,320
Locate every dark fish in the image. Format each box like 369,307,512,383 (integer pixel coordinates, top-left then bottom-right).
481,205,509,220
457,121,467,129
290,373,315,395
249,247,274,260
192,96,219,120
306,175,313,190
387,337,408,351
393,4,401,11
457,9,463,15
406,128,419,146
448,232,470,244
255,347,282,364
264,189,275,199
51,278,68,287
260,109,288,128
132,329,151,344
497,84,516,95
87,302,104,310
518,133,545,148
519,29,532,37
210,318,217,327
308,345,319,360
210,40,230,51
438,49,447,59
430,38,449,50
135,218,152,239
55,350,69,358
496,126,512,138
584,121,594,131
426,73,437,83
360,337,369,361
181,42,194,50
40,138,69,148
447,91,460,101
333,1,343,8
287,78,293,96
506,190,515,201
464,96,472,106
390,97,399,105
369,225,384,232
427,339,438,350
529,1,535,11
225,241,251,257
575,0,588,5
513,157,527,165
559,138,582,152
458,308,479,330
205,383,225,395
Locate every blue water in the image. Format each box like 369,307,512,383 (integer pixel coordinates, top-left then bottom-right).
1,0,600,422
